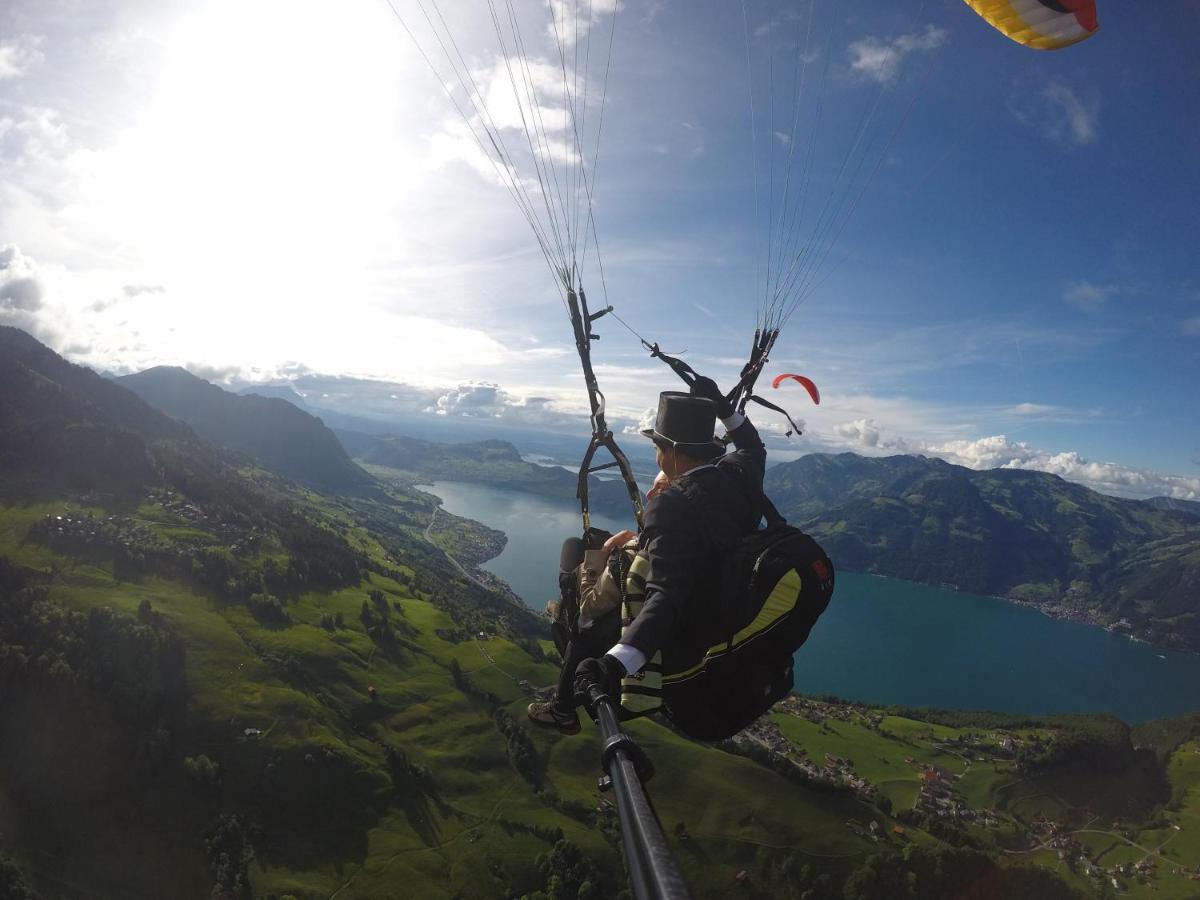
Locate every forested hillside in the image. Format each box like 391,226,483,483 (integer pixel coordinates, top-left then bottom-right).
118,365,371,493
766,453,1200,650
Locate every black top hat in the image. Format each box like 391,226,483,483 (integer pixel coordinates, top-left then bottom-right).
640,392,725,460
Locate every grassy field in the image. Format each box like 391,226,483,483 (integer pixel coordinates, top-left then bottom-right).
0,496,927,898
6,486,1200,899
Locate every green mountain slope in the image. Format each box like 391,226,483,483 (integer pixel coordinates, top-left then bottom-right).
766,453,1200,650
118,366,371,493
0,331,942,898
10,329,1196,898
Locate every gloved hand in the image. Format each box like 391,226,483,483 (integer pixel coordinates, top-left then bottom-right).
574,654,627,707
689,375,733,419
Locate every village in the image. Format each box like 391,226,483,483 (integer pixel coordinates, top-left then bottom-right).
733,718,880,801
774,694,885,730
1020,814,1199,893
31,490,258,559
27,490,271,597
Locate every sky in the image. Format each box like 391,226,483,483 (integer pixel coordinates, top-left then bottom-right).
1,0,1198,500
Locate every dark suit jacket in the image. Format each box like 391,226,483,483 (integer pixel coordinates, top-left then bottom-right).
621,418,766,662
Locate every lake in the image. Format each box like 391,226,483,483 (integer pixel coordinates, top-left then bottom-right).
425,481,1200,724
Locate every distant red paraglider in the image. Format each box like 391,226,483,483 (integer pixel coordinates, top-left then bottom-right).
771,373,820,405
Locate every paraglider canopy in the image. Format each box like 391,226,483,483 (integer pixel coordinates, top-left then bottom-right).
962,0,1099,51
771,374,820,406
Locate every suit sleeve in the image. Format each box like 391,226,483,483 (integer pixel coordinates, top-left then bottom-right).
724,415,766,491
617,490,703,659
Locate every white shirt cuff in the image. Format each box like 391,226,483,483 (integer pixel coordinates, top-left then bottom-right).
607,643,647,676
721,412,746,431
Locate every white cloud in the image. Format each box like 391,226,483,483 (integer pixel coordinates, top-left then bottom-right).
848,25,947,85
0,244,44,311
797,413,1200,501
922,435,1200,501
0,40,42,80
623,406,656,436
1005,403,1058,416
0,244,67,348
547,0,621,47
1063,280,1118,310
835,417,881,448
1043,81,1098,146
427,381,583,430
1009,77,1099,148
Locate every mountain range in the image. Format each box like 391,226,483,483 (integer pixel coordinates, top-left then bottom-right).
4,324,1200,898
117,366,370,493
766,452,1200,650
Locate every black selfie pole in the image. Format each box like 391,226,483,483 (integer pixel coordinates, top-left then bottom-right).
587,686,691,900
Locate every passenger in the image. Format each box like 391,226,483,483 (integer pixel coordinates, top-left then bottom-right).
573,379,767,711
526,532,628,734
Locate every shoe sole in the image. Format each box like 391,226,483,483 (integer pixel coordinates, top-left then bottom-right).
528,711,581,735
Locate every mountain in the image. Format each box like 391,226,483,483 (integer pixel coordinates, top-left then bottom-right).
340,430,640,516
119,366,370,492
4,327,1196,898
766,452,1200,650
237,382,312,408
1,325,199,499
1146,495,1200,520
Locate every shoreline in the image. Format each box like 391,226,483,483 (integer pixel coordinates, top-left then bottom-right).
415,479,1195,657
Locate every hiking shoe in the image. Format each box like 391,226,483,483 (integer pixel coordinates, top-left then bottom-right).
527,700,581,735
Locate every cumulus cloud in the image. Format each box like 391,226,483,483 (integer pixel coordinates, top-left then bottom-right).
0,276,43,310
623,406,657,436
848,25,947,84
835,417,881,448
186,362,244,384
425,381,582,430
0,244,63,346
0,243,45,312
801,409,1197,501
0,40,42,80
1009,77,1099,148
921,435,1200,501
1063,280,1118,311
548,0,621,46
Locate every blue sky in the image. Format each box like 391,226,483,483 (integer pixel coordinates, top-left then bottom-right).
1,0,1197,499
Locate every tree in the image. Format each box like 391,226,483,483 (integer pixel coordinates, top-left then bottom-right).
0,855,39,900
185,754,221,788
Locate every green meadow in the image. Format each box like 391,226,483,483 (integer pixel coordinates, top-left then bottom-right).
6,483,1200,899
0,496,911,898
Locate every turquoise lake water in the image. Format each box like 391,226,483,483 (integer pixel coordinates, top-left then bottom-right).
426,481,1200,724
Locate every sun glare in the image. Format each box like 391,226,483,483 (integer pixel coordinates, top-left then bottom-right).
61,0,524,378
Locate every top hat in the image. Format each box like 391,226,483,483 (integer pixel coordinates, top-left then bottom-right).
640,392,725,460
